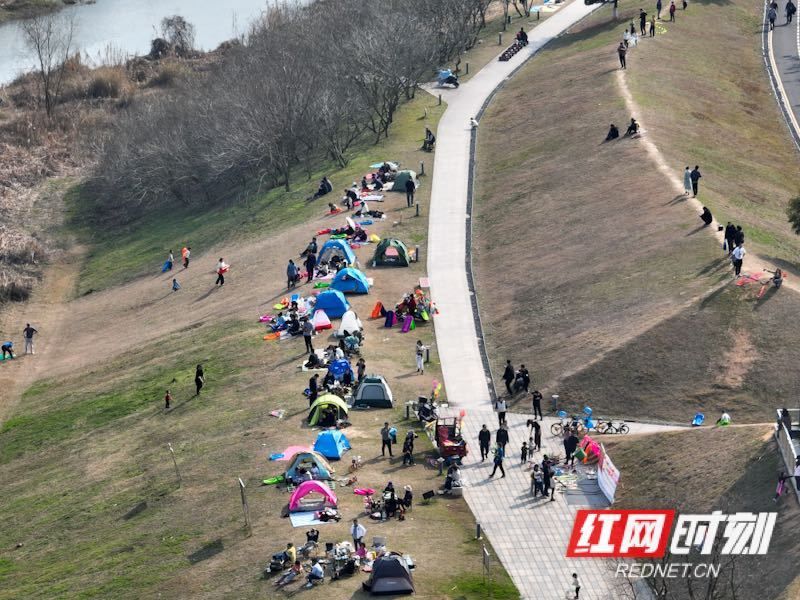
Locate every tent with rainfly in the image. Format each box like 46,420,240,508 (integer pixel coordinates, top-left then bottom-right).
313,429,351,459
372,238,411,267
307,394,350,426
319,239,357,266
314,290,349,319
391,170,417,194
331,267,370,294
284,450,335,481
352,375,394,409
288,480,338,512
362,554,415,594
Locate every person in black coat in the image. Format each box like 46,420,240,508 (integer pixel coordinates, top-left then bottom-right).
304,252,317,283
542,456,556,501
532,420,542,451
700,207,713,227
405,178,416,208
194,364,205,396
308,373,319,407
605,124,619,141
724,222,736,254
531,389,543,420
496,425,509,450
478,424,491,461
502,360,515,395
734,225,745,247
564,431,579,465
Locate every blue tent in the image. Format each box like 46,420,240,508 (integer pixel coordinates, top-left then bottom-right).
313,430,351,459
331,268,370,294
319,239,356,266
315,290,349,319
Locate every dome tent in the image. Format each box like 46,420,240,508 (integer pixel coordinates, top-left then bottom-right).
353,375,394,409
314,290,350,319
288,480,338,512
362,553,415,595
319,239,357,266
331,268,370,294
284,450,335,481
312,309,332,331
372,238,411,267
313,429,351,459
307,394,350,426
336,309,363,337
391,170,417,194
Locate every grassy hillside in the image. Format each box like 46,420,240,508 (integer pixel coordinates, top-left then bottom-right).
605,427,800,599
473,1,800,424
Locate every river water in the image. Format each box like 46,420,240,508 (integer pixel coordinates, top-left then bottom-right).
0,0,269,85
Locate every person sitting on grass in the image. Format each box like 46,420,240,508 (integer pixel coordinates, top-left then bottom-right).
270,312,287,332
605,123,619,141
275,560,303,587
715,411,731,427
625,117,639,136
765,268,784,289
311,176,333,200
305,559,324,587
700,206,713,227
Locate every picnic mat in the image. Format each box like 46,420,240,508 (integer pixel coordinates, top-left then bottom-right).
289,511,333,528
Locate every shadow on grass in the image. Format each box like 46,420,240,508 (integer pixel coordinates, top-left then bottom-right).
187,538,225,564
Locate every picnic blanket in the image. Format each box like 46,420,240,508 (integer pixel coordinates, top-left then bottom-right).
289,511,334,528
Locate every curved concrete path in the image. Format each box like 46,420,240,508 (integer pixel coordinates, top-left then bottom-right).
426,4,680,598
766,2,800,149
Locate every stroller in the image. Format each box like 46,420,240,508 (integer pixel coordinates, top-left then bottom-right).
437,69,459,88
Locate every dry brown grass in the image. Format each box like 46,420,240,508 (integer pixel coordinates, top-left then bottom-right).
605,426,800,599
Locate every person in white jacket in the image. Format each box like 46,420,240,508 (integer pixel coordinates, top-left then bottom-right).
350,519,366,548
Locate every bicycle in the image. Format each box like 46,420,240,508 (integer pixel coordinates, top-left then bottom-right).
550,413,586,437
599,419,629,434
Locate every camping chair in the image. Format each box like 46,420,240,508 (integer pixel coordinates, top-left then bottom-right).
372,537,387,553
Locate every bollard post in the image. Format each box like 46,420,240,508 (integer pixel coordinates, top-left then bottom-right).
406,403,410,419
552,394,559,413
476,523,482,539
415,244,420,263
498,32,503,46
466,63,469,75
415,204,420,217
438,94,442,106
419,160,424,176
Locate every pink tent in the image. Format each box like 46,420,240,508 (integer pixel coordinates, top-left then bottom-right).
289,480,338,512
312,309,332,331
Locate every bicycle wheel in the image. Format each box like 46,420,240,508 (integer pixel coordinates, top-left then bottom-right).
597,422,609,434
550,423,563,436
619,423,630,434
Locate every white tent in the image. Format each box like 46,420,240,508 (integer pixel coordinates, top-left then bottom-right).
336,309,363,337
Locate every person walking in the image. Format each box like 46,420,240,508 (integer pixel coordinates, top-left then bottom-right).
302,317,314,353
650,15,656,35
287,260,299,289
215,258,228,287
381,422,393,457
502,360,515,395
496,398,507,426
166,250,174,271
405,177,415,208
656,0,662,18
690,165,702,197
308,373,319,407
520,441,529,464
731,243,746,277
571,573,582,599
639,8,648,35
532,419,542,451
489,445,506,478
402,431,416,465
734,225,745,248
350,519,366,548
617,42,627,69
669,0,676,21
478,424,491,461
683,167,692,195
415,340,426,375
164,389,172,410
724,222,736,254
794,457,800,491
22,323,37,355
787,0,796,22
531,389,543,420
768,4,777,29
304,252,317,283
496,424,509,451
182,246,191,268
194,364,205,396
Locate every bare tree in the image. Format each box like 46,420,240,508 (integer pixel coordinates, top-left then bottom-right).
160,15,196,57
21,14,75,119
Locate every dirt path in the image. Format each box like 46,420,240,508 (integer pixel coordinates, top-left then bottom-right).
615,69,800,295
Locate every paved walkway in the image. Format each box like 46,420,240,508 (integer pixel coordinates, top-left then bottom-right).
424,3,682,598
767,3,800,149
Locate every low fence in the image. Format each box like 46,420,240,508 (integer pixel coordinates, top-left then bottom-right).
774,409,800,503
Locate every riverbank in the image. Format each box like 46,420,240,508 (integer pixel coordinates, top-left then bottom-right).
0,0,90,24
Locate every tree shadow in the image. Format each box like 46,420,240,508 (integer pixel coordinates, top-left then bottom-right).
666,193,688,205
187,538,224,564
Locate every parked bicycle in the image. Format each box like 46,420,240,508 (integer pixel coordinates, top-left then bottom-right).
598,419,629,434
550,412,586,437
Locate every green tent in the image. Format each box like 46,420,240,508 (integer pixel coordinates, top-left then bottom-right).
307,394,350,426
392,170,416,192
372,238,411,267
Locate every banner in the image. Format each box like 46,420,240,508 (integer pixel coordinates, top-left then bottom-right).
598,443,620,504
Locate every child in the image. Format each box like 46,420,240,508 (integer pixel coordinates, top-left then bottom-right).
529,436,535,456
164,389,172,409
774,471,789,502
172,278,181,292
520,441,529,464
530,464,545,497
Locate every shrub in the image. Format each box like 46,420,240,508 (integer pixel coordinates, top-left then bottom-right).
787,195,800,235
87,68,126,99
148,63,183,88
